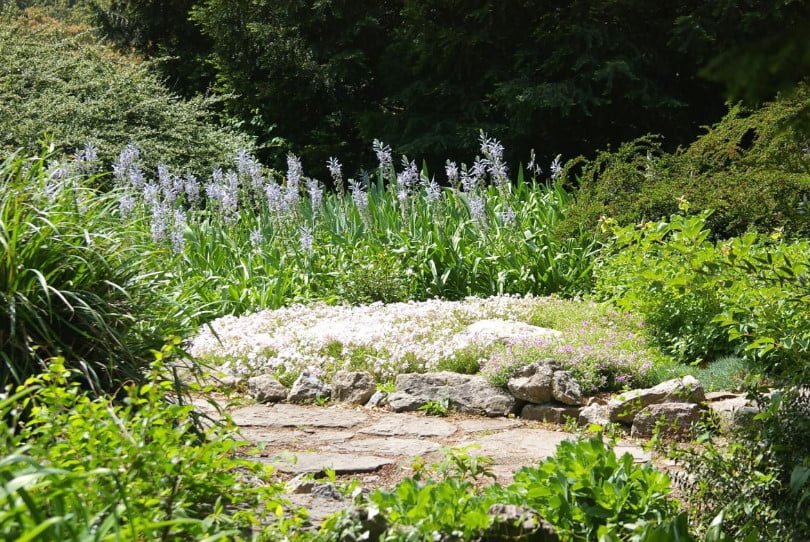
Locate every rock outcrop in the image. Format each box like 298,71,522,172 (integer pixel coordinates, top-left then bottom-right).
387,372,516,417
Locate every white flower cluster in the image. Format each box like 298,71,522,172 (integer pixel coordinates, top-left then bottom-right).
188,295,561,381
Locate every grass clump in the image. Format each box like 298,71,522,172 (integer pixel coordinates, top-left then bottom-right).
0,150,185,392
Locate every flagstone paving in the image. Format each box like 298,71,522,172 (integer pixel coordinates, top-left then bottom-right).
211,401,652,483
198,399,654,523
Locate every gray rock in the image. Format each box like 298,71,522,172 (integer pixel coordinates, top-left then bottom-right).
577,403,611,426
288,372,331,403
311,483,344,501
238,427,354,446
365,390,388,408
631,402,703,438
485,504,560,542
329,437,440,457
708,395,758,430
387,372,516,417
360,415,457,438
608,376,705,423
453,320,563,349
231,403,368,428
262,452,393,474
551,370,584,405
521,403,581,424
507,361,557,403
332,370,376,405
247,374,288,403
289,493,349,527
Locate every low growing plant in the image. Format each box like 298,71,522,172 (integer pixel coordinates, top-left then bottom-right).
0,345,300,541
319,436,700,541
496,436,691,541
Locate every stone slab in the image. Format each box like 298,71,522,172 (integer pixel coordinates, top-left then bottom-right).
261,451,393,474
329,437,440,457
360,415,457,438
460,429,572,461
614,443,651,464
237,427,355,445
456,418,522,433
231,403,368,428
288,493,347,525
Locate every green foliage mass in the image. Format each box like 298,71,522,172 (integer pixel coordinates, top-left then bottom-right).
321,436,695,541
0,150,187,392
561,87,810,239
596,210,810,379
0,353,297,541
120,144,596,321
673,386,810,541
0,10,252,174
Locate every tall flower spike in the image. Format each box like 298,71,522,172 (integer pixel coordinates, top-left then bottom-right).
306,177,323,213
445,160,459,189
249,227,263,247
550,154,563,180
171,208,187,253
299,226,314,253
184,174,200,207
373,139,393,172
285,154,303,207
326,157,344,195
425,177,441,203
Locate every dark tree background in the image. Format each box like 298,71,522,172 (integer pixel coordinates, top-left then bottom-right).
91,0,810,176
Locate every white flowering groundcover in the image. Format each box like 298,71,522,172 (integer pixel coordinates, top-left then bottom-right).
189,295,667,394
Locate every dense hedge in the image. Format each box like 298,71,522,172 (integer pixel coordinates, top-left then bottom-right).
0,10,252,174
560,87,810,238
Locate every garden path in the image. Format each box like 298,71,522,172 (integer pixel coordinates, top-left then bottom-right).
194,399,652,523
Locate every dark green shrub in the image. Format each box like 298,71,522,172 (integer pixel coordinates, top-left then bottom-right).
560,87,810,239
0,150,185,392
0,10,252,175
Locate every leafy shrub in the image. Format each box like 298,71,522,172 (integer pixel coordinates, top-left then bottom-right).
0,350,297,541
333,244,414,305
496,437,691,541
673,386,810,541
560,86,810,239
596,209,810,376
0,150,185,391
0,10,252,175
321,437,693,541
